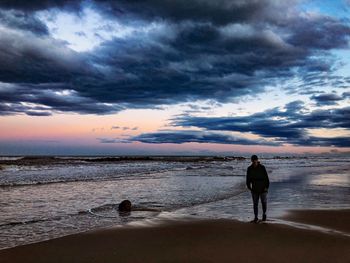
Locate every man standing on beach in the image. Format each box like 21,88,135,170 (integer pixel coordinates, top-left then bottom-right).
246,155,270,223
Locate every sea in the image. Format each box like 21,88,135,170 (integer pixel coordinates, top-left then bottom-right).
0,155,349,249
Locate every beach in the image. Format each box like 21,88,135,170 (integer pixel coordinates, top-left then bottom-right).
1,0,350,261
0,156,350,250
1,209,349,263
282,209,350,233
0,155,349,263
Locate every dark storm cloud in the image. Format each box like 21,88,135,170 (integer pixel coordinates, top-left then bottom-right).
93,0,294,25
0,0,349,116
112,130,279,146
0,9,48,35
76,14,349,106
0,0,293,25
79,27,270,105
310,93,343,106
25,111,52,116
287,136,350,147
0,0,80,12
288,15,350,50
0,102,51,116
0,27,93,84
171,102,350,147
0,83,123,115
128,131,350,147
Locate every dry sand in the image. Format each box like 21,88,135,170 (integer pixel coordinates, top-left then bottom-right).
1,210,349,263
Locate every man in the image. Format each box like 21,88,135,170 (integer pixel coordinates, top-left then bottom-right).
246,155,270,223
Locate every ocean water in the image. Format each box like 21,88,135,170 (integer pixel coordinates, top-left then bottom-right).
0,156,349,249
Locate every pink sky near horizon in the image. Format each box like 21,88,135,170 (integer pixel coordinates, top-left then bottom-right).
1,112,348,155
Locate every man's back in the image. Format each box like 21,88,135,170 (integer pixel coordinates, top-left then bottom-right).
246,163,269,193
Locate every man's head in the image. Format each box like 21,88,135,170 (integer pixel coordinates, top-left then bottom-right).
251,155,259,166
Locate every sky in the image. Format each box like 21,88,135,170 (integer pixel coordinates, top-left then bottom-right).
0,0,350,156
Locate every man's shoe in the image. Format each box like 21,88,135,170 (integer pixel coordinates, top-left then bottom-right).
262,214,267,221
250,217,259,223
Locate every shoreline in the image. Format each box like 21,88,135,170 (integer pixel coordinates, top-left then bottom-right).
281,209,350,233
0,154,321,167
1,209,349,263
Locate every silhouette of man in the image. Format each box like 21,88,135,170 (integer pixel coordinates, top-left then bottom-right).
246,155,270,223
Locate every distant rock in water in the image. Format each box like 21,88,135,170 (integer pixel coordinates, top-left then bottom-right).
118,200,132,212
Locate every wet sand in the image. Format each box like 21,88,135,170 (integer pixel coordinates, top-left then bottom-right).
282,209,350,233
1,209,350,263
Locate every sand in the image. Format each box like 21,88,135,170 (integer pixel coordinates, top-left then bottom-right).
1,210,349,263
282,209,350,233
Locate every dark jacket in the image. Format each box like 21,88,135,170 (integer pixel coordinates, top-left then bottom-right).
246,162,270,193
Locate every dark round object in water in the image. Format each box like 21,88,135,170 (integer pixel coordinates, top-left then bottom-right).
118,200,132,212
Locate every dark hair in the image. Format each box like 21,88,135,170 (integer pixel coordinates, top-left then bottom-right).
251,155,258,161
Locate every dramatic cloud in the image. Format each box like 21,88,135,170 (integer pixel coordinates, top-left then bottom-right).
0,26,91,84
310,93,343,106
0,0,350,116
0,9,48,35
98,100,350,147
343,91,350,98
0,83,122,116
95,0,296,25
0,0,79,12
100,130,279,146
169,102,350,147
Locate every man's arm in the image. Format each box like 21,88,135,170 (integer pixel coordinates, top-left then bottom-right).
246,167,252,191
263,166,270,189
